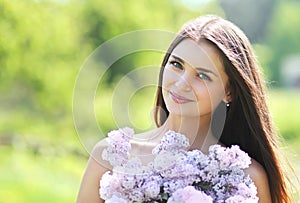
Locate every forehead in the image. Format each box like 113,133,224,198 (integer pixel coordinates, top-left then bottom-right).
171,38,223,72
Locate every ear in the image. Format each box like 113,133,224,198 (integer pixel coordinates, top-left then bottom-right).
222,87,232,104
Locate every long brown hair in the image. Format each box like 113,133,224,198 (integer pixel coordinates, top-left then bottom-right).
154,15,292,203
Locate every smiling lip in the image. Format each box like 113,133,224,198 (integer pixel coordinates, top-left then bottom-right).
170,91,194,104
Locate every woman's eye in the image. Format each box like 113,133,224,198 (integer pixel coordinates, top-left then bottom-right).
198,73,211,81
170,60,183,69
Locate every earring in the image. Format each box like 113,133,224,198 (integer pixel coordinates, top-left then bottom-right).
226,103,230,107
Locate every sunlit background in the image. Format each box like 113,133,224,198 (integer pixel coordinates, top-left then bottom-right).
0,0,299,202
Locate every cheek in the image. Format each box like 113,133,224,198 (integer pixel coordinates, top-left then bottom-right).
194,85,211,105
162,68,178,87
194,82,226,108
207,85,226,107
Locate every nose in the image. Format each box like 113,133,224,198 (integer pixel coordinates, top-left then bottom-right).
175,75,192,92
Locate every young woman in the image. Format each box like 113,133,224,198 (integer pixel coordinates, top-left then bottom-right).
76,15,293,203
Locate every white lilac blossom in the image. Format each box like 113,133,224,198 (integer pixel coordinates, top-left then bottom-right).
167,186,213,203
102,127,134,167
100,128,259,202
152,130,189,154
105,195,127,203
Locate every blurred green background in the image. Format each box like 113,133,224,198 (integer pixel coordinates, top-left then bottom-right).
0,0,299,202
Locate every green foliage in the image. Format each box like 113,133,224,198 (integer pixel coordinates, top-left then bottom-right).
0,0,215,137
265,0,300,86
0,146,85,203
221,0,276,43
0,0,300,202
73,0,221,83
0,0,84,122
268,89,300,142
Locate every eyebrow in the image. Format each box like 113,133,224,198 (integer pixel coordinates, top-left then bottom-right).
170,55,218,77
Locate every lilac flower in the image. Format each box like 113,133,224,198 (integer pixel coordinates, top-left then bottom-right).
152,130,189,154
153,151,184,172
102,127,134,167
209,144,251,169
225,195,259,203
106,195,127,203
167,186,213,203
99,171,122,200
99,128,258,202
142,177,161,199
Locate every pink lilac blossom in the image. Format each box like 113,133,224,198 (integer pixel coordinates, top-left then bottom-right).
167,186,213,203
152,130,189,154
100,128,258,202
106,195,127,203
102,127,134,167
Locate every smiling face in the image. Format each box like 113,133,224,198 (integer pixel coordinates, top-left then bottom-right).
162,38,230,118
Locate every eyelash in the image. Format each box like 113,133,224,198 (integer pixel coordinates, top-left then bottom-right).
169,60,183,69
169,60,212,81
198,73,212,81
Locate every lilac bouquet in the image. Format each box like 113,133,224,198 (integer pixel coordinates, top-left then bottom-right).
100,128,258,203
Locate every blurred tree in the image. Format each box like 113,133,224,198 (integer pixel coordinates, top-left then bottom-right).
220,0,277,43
73,0,216,83
0,0,84,139
221,0,300,87
0,0,208,141
265,0,300,86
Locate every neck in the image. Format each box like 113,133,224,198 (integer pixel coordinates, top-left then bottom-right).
159,113,219,153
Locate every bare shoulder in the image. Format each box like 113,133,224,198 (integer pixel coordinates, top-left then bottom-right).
244,159,272,203
76,138,110,203
244,158,267,183
91,138,110,164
